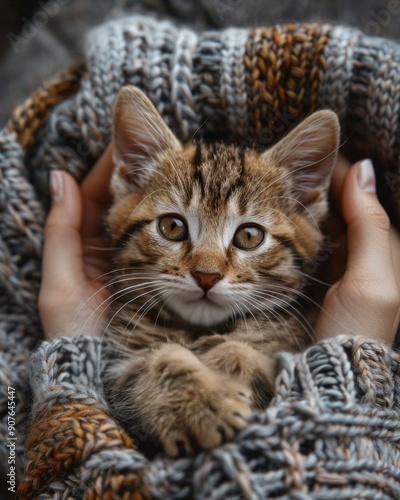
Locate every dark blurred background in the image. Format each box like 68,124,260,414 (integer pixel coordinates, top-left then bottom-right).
1,0,400,126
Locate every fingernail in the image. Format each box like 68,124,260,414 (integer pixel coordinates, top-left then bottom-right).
50,170,64,201
357,159,376,193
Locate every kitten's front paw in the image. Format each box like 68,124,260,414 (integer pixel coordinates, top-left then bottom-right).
159,377,252,457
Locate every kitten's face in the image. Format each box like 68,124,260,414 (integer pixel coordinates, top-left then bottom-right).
108,87,340,329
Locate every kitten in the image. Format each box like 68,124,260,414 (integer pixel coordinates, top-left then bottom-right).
102,86,340,457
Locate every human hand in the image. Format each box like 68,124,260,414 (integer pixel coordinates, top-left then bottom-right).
39,145,400,346
315,155,400,345
38,144,114,338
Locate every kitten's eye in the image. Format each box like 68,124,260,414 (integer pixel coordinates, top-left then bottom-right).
233,225,265,250
158,215,188,242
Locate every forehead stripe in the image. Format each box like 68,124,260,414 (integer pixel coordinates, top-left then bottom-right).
193,144,205,197
194,141,202,167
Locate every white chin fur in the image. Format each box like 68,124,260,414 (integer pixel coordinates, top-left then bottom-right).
166,293,231,327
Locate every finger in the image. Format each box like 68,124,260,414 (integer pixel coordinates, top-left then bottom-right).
342,159,400,326
41,171,85,293
317,159,400,344
40,169,114,338
81,143,114,238
341,159,394,286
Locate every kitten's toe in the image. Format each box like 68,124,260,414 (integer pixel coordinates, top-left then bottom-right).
162,383,252,455
163,431,193,457
200,383,252,448
222,393,252,431
236,387,252,405
197,425,227,450
227,405,252,429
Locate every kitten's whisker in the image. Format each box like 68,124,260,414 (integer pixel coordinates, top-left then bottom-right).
124,289,170,340
253,293,311,331
250,290,315,341
118,157,177,192
126,188,174,213
104,284,169,339
248,191,319,232
78,273,164,320
255,283,314,303
105,275,169,288
260,205,302,232
152,290,177,333
128,108,169,157
267,195,320,231
103,271,170,287
82,246,116,251
240,296,282,339
228,300,248,333
241,295,304,349
78,281,165,337
190,115,212,143
231,300,247,324
233,299,261,337
85,267,161,287
297,270,332,287
239,296,271,338
260,283,347,332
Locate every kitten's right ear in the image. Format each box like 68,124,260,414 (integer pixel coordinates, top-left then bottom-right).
261,110,340,223
112,86,181,198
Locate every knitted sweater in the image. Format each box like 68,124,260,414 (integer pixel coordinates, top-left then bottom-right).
1,15,400,498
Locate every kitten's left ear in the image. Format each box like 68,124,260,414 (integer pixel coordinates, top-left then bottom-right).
262,110,340,221
112,86,181,198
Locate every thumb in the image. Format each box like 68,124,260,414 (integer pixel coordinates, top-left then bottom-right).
341,159,392,288
335,160,399,343
39,171,85,333
316,159,399,344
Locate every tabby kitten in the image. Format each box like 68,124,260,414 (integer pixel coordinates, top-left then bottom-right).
103,86,340,457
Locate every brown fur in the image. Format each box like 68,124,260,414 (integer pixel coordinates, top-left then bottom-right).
103,86,340,456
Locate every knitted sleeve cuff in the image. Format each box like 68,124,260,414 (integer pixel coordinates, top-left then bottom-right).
21,335,400,499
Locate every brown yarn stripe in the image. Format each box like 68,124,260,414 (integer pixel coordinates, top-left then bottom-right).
244,23,331,138
6,62,83,150
18,402,150,499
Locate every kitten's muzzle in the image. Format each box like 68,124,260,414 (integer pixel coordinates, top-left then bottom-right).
191,272,223,293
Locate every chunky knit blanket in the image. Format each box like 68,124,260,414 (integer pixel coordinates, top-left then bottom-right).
2,15,400,498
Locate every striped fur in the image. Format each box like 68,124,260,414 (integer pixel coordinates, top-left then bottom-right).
103,86,340,456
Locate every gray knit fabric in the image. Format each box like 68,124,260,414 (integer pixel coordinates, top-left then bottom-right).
24,335,400,498
1,14,400,498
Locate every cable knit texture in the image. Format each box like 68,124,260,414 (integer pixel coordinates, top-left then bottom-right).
1,15,400,498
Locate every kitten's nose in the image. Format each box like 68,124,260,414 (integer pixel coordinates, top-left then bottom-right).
191,272,222,293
